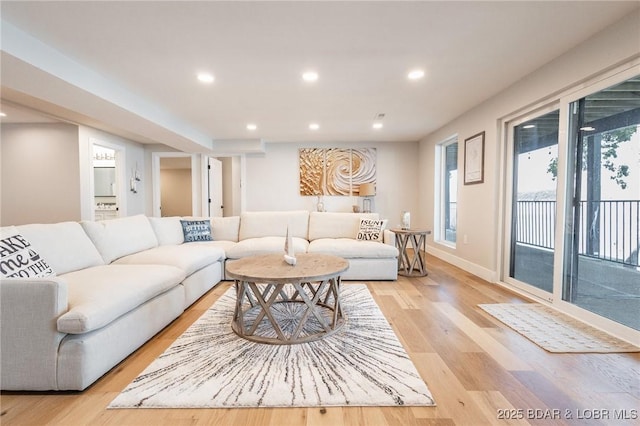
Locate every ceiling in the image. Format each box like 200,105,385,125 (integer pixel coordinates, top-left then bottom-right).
1,1,638,153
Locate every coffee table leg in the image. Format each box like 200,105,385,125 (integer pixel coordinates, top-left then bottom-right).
291,281,331,339
247,282,287,340
330,277,342,327
233,280,248,337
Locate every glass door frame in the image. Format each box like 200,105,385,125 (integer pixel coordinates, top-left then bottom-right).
555,66,640,343
501,102,565,303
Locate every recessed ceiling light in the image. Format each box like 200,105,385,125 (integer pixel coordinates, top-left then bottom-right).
373,122,383,130
302,71,319,82
246,123,257,131
0,112,6,117
309,123,320,130
523,124,536,129
197,72,214,83
407,69,425,80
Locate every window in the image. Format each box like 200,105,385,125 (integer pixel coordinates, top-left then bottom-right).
435,136,458,245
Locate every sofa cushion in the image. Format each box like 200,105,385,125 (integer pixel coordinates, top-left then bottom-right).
191,240,238,253
0,227,55,278
210,216,240,242
239,211,309,240
81,215,158,264
308,212,379,241
226,236,309,259
307,238,398,259
113,244,225,275
180,219,213,242
148,216,184,246
15,222,104,275
57,264,185,334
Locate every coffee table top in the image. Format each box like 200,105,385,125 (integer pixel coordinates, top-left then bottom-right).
226,253,349,283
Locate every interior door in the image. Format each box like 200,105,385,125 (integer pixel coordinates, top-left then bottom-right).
208,158,223,217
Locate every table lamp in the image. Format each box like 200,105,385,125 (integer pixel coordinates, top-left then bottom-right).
359,183,376,213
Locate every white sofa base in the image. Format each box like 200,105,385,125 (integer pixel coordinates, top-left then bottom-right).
0,279,67,391
57,285,185,390
182,263,222,307
340,258,398,281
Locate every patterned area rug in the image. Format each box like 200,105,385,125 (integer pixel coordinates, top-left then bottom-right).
479,303,639,353
109,284,435,408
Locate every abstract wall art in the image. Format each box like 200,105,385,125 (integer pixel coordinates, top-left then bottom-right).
299,148,376,196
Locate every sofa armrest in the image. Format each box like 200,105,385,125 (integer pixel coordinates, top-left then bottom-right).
383,229,396,247
1,278,68,390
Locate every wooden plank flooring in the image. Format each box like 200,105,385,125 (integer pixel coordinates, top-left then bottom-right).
2,253,639,425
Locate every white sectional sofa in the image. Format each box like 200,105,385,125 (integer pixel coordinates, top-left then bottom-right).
0,210,398,391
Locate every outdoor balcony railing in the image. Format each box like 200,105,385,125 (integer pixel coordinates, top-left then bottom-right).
515,200,640,267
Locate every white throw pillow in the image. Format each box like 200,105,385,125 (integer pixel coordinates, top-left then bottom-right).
356,218,387,242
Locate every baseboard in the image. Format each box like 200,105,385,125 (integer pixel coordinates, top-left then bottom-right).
426,245,497,283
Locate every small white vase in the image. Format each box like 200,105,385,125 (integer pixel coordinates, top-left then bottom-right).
401,211,411,230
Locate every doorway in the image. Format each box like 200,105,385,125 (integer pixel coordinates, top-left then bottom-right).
91,140,125,220
152,153,197,217
160,157,193,217
207,157,223,217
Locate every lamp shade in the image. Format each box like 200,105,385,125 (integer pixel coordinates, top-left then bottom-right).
359,183,376,197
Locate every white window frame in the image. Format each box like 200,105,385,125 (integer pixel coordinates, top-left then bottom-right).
434,135,458,248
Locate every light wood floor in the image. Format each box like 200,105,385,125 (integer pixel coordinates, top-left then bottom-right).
2,254,639,426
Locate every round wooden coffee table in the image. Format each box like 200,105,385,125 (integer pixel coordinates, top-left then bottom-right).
225,253,349,345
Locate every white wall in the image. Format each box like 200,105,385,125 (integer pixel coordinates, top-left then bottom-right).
1,123,81,225
418,10,640,281
244,141,419,225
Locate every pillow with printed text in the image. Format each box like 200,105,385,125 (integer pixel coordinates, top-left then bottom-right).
356,219,387,242
180,219,213,242
0,232,55,278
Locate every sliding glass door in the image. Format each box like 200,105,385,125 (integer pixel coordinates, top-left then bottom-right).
506,109,560,298
563,76,640,331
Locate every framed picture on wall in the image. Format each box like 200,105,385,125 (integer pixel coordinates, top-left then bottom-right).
464,131,485,185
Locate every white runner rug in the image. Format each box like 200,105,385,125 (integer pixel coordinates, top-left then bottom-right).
109,284,435,408
479,303,639,353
